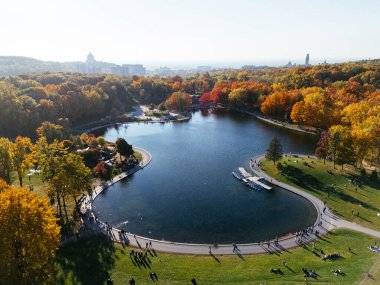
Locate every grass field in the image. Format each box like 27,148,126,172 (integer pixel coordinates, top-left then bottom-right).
55,229,380,285
261,156,380,231
10,170,47,197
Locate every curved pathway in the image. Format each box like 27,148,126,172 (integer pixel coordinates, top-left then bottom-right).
80,152,380,255
251,154,380,239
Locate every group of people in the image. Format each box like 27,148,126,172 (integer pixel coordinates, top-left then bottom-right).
294,226,319,244
302,268,318,278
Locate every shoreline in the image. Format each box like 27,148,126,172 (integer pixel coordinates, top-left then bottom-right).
80,150,331,255
72,115,191,135
72,106,317,137
231,108,320,136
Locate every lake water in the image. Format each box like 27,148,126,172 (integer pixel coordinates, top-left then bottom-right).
93,110,318,244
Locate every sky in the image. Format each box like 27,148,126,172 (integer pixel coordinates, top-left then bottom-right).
0,0,379,67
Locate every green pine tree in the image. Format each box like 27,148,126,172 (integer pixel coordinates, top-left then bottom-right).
266,136,283,165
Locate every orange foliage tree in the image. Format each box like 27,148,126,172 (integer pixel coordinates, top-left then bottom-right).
165,92,192,111
261,90,301,118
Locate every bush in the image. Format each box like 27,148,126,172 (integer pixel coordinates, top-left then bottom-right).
158,102,167,111
360,168,366,177
276,162,283,171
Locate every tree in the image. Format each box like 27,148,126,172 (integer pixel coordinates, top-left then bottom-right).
290,87,339,129
115,138,133,156
315,131,330,164
329,125,356,169
165,91,192,111
34,138,68,220
261,90,300,118
36,121,65,144
0,178,10,192
0,185,60,284
199,92,211,105
0,82,22,137
50,153,91,222
158,102,167,111
11,137,34,187
0,138,12,183
228,88,249,107
266,136,283,165
97,136,106,146
93,161,111,180
328,129,341,169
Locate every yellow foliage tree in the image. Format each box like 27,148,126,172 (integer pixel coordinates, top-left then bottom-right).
11,136,34,187
0,185,60,284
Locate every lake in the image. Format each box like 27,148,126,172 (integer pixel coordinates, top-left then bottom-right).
93,110,318,244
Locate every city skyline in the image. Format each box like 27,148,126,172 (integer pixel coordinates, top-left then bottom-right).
0,0,379,67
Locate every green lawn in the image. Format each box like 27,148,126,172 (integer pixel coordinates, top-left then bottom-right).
10,170,47,197
10,171,78,223
261,156,380,231
133,150,143,162
55,230,380,285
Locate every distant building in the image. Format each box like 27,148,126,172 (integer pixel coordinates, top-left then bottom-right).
84,52,146,75
122,64,146,76
85,52,101,73
284,61,296,68
154,66,172,76
305,54,310,66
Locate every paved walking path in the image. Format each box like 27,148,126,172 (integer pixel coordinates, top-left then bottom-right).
251,154,380,239
79,152,380,255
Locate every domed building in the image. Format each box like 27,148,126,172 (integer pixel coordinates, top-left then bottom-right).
85,52,100,73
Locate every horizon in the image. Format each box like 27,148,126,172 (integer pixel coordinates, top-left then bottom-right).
1,0,379,67
0,54,370,70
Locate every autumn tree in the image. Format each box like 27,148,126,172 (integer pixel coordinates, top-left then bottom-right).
315,131,330,164
261,90,300,119
11,136,34,187
199,92,211,106
228,88,248,107
34,138,68,219
209,81,231,105
290,87,339,129
165,91,192,111
0,185,60,284
328,125,356,169
36,121,65,143
266,136,283,165
93,161,111,180
0,178,10,192
0,82,22,137
0,138,12,183
50,153,91,222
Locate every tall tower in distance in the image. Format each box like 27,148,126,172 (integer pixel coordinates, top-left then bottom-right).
305,54,310,66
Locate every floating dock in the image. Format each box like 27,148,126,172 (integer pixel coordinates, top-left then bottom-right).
232,167,272,190
242,176,272,191
232,167,252,180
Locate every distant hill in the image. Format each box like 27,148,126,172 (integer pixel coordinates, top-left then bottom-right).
0,56,86,76
0,55,146,76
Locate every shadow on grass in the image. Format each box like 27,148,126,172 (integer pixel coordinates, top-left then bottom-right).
55,234,117,285
281,165,324,193
281,165,380,212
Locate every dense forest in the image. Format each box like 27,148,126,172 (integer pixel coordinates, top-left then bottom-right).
0,59,379,164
